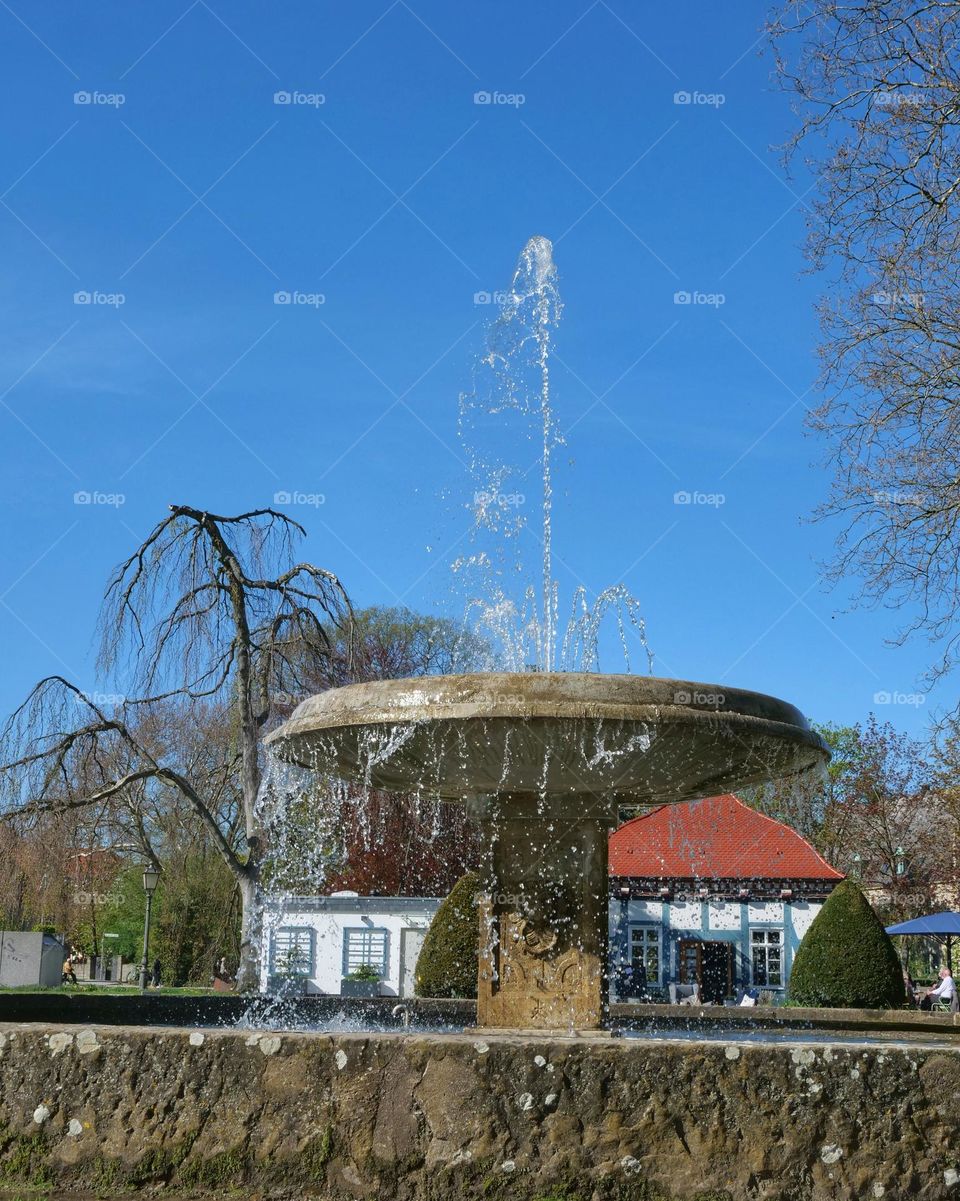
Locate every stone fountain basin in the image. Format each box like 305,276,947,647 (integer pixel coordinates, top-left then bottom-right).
266,672,828,802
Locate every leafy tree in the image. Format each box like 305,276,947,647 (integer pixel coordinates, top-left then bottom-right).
415,871,480,998
790,879,906,1009
742,722,863,847
319,604,486,688
744,718,941,920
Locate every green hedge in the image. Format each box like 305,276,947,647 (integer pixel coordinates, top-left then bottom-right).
415,872,479,999
789,879,905,1009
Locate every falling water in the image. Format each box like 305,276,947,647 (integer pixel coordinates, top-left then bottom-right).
455,235,653,674
251,236,658,1006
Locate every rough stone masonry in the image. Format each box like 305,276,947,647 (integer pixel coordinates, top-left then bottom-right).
1,1023,959,1200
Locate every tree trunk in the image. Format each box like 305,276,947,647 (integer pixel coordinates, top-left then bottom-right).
235,865,262,993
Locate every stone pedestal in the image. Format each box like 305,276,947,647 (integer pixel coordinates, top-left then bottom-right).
473,794,617,1031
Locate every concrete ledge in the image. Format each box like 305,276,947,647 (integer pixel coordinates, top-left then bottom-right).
3,991,954,1041
612,1001,960,1037
1,1022,959,1199
0,991,474,1029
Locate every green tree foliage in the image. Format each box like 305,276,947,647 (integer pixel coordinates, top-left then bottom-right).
92,853,238,985
415,871,479,999
321,605,488,688
151,851,238,986
790,879,906,1009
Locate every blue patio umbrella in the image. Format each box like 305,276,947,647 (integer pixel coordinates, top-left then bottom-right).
886,912,960,971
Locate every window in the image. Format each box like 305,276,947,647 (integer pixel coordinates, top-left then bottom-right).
629,925,661,984
344,928,389,978
750,927,783,988
272,927,314,976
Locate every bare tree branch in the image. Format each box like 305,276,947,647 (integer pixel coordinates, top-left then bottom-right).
770,0,960,700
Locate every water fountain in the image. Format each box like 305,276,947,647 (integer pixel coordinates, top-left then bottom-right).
265,237,829,1033
266,673,827,1031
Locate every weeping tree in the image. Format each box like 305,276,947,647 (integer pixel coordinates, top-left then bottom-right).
769,0,960,708
0,505,350,990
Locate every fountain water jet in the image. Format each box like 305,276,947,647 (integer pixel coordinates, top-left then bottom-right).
454,236,653,674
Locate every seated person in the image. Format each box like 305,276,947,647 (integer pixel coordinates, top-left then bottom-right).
903,969,919,1006
920,966,956,1010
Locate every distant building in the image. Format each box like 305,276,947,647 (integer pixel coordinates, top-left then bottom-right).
265,794,842,1004
608,794,843,1003
260,893,441,997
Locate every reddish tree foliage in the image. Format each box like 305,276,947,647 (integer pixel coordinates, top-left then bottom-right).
323,790,481,897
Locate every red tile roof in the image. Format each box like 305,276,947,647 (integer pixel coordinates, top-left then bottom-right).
609,794,843,881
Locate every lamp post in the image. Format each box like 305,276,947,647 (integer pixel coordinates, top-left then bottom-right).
138,868,160,993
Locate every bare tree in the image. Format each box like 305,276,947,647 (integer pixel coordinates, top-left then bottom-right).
769,1,960,697
0,505,349,989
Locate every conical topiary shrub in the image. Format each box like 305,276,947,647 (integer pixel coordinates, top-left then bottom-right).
789,879,906,1009
415,871,479,998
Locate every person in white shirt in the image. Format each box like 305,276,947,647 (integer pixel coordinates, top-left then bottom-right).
921,966,956,1010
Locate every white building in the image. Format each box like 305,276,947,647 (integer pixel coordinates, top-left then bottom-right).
260,892,442,997
265,797,842,1004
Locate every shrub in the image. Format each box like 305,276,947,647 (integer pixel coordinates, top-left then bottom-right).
415,871,480,998
344,964,380,983
789,879,906,1009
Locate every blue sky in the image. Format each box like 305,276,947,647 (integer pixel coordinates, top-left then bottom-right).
0,2,936,734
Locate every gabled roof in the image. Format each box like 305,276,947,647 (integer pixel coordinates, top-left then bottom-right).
609,794,843,882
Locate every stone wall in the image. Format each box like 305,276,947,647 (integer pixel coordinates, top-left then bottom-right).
1,1022,958,1200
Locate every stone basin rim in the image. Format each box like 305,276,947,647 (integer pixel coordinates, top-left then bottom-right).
266,671,826,747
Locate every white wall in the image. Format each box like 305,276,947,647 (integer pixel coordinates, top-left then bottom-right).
261,901,440,997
